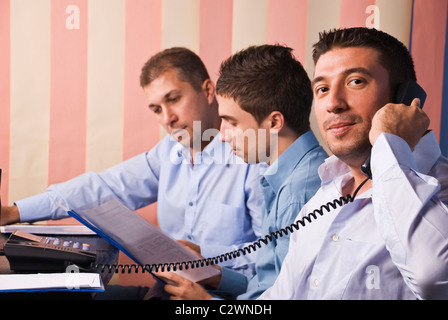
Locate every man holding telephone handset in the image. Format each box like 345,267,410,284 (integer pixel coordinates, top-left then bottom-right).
260,27,448,299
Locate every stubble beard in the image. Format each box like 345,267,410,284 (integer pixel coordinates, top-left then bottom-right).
327,131,372,169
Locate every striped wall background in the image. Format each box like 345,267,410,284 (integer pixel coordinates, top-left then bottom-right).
1,0,447,286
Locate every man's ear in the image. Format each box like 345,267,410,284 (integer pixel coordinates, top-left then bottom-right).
202,79,216,104
267,110,285,133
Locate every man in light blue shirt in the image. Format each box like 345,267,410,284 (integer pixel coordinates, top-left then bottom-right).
155,45,327,300
260,28,448,299
0,48,265,276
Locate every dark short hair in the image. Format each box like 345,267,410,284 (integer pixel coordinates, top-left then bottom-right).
140,47,210,92
216,45,312,135
312,27,416,93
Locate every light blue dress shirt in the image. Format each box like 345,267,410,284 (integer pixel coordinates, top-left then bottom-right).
260,131,448,299
16,133,266,273
216,130,328,299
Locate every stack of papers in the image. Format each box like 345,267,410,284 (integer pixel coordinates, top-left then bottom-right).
0,273,104,292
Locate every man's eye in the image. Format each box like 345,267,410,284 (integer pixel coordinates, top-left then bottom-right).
221,118,237,128
225,119,237,127
149,106,161,114
168,96,180,103
315,87,328,95
349,79,363,86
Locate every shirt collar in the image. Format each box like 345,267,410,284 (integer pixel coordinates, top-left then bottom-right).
318,155,350,186
317,156,355,195
171,132,239,166
262,130,321,193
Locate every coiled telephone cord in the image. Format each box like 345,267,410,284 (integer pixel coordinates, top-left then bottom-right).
92,177,370,274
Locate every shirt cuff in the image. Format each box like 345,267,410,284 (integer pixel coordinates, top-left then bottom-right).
15,192,68,222
217,266,248,297
15,193,52,222
371,133,418,180
201,244,257,277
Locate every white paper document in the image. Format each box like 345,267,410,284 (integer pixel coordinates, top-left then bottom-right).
68,197,220,283
0,273,104,292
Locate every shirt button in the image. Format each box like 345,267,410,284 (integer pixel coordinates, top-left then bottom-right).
188,202,193,206
314,279,319,287
332,234,339,242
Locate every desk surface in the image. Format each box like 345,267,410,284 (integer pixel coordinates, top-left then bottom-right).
0,226,119,299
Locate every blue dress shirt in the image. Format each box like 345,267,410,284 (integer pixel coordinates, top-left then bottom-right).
216,130,328,299
260,131,448,299
16,134,266,273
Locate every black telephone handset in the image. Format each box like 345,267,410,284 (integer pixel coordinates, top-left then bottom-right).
1,230,96,272
360,80,427,179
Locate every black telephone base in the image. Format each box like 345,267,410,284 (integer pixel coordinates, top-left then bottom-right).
3,231,96,273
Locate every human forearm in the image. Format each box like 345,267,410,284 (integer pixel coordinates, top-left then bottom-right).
372,133,448,299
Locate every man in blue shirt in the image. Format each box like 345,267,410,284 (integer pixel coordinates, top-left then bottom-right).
155,45,327,300
0,48,265,277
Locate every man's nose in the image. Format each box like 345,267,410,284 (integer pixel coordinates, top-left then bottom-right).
162,108,178,127
326,88,348,114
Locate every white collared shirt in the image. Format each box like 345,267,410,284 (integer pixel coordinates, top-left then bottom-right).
260,131,448,299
